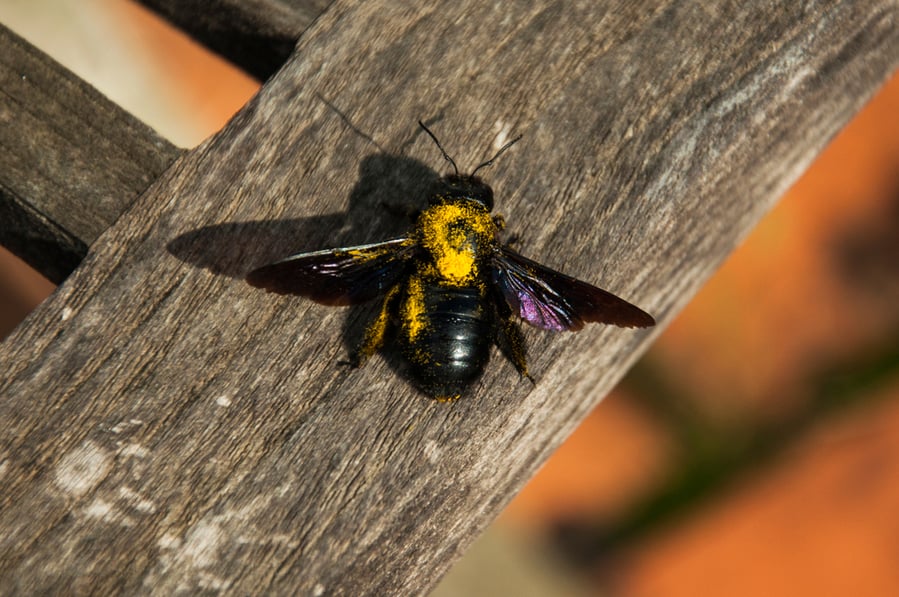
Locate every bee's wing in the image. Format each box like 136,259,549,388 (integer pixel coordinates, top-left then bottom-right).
491,247,655,331
246,238,416,306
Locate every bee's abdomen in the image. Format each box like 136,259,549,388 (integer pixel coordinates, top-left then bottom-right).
403,283,492,400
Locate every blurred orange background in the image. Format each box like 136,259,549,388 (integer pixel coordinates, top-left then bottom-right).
503,68,899,597
2,3,898,595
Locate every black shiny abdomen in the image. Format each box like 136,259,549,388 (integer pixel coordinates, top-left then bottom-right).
403,283,492,399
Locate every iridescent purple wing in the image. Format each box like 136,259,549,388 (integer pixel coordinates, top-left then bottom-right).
491,247,655,331
246,238,415,306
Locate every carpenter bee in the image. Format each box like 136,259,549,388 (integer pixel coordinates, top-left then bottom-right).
247,122,655,400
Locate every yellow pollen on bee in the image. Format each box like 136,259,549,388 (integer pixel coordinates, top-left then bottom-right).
402,274,428,341
346,249,376,261
418,202,495,286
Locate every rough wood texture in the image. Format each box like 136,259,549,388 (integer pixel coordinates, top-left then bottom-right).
136,0,332,80
2,0,897,594
0,25,182,283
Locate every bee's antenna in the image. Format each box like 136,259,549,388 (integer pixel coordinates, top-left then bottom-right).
471,134,522,177
419,120,459,177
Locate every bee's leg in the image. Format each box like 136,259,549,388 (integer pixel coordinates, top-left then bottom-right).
494,314,534,385
353,285,400,367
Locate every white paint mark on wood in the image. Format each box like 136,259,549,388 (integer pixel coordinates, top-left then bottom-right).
492,120,512,149
181,520,223,569
84,497,136,526
152,519,233,591
61,307,73,321
215,395,232,407
110,419,145,434
84,498,113,519
120,443,149,459
157,532,181,551
424,440,442,464
119,486,157,513
197,570,229,591
54,440,113,497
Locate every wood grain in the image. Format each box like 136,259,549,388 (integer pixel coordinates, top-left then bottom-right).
0,25,182,283
136,0,332,80
1,0,897,594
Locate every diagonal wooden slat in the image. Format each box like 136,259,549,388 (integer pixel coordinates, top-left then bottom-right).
1,0,897,594
136,0,332,80
0,24,182,284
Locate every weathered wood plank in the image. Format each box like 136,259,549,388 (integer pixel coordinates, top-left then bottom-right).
0,24,182,283
1,0,897,594
136,0,332,80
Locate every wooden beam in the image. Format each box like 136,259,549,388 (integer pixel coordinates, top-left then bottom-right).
136,0,331,81
0,25,182,283
1,1,896,594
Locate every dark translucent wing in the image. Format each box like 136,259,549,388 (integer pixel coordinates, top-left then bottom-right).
246,238,415,306
491,247,655,331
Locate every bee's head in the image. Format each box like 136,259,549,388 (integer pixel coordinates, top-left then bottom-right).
432,174,494,210
419,120,520,213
